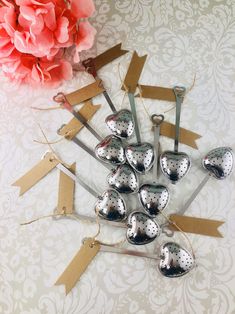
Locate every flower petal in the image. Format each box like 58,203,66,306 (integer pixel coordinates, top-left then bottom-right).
71,0,95,19
74,21,96,63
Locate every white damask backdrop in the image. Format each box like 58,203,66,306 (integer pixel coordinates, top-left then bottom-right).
0,0,235,313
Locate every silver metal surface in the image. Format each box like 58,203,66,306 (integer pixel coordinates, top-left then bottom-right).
177,146,234,215
160,150,191,184
71,137,110,170
128,92,141,144
56,163,99,198
107,164,139,194
159,86,190,184
56,164,127,222
178,174,210,215
100,244,160,260
105,109,135,139
126,211,161,245
125,142,155,174
151,114,164,177
158,242,195,278
139,184,170,217
202,146,234,179
82,57,117,113
95,189,127,221
103,90,117,113
69,108,103,142
95,135,126,165
173,86,186,152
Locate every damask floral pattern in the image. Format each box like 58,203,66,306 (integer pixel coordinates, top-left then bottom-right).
0,1,235,313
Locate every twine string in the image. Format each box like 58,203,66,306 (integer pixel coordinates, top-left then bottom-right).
34,127,78,145
158,210,195,259
138,73,196,116
35,123,70,169
118,63,129,109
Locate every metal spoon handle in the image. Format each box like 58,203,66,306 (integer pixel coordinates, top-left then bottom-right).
173,86,186,152
152,125,160,178
100,244,160,260
103,90,117,113
71,110,103,142
178,173,211,215
56,163,99,198
128,93,141,144
59,95,103,142
82,58,117,113
71,137,110,170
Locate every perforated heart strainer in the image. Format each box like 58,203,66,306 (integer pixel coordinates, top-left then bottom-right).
176,146,234,216
159,86,191,184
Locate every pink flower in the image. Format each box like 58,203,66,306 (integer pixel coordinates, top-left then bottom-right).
71,0,95,19
0,4,17,58
0,0,96,86
0,52,73,87
74,21,96,63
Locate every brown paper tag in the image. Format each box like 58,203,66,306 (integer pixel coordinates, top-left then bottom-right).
137,84,175,102
57,163,76,214
122,51,147,93
91,43,128,71
65,80,105,106
12,152,59,196
58,100,101,140
55,238,100,294
169,214,224,238
152,119,201,149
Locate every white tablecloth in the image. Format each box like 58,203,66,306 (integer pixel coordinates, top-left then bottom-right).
1,1,235,313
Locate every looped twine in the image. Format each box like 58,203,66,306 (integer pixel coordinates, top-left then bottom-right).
53,92,74,113
116,63,130,109
53,92,67,104
158,210,195,260
35,123,70,169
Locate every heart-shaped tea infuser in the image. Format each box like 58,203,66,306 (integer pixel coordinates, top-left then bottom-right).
95,134,126,165
125,93,154,174
98,241,195,278
107,164,139,194
126,211,161,245
158,242,195,277
82,58,135,139
177,146,234,216
57,125,110,171
139,184,169,217
105,109,135,139
125,143,154,174
160,86,191,184
95,189,127,221
55,93,126,165
139,115,170,217
56,163,127,222
58,125,139,195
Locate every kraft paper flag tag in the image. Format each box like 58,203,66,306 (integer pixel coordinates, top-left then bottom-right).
122,51,147,93
152,118,201,149
169,214,224,238
57,163,76,214
58,100,101,140
83,43,128,73
12,152,59,196
55,238,100,295
64,80,105,106
137,84,176,102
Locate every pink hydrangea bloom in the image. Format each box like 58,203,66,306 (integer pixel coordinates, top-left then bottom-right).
0,0,96,86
